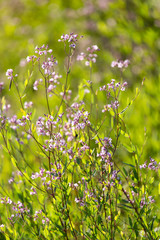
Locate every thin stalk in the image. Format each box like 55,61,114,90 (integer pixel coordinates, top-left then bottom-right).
53,50,71,120
45,76,51,115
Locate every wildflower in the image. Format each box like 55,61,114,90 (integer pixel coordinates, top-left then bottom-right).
58,33,80,48
139,157,159,171
42,219,45,224
2,104,11,112
112,100,119,109
102,104,112,112
46,218,49,223
26,56,32,62
77,52,85,61
7,198,12,204
92,45,99,51
33,79,42,91
24,101,33,109
77,44,99,65
30,187,37,195
47,84,55,93
111,61,117,68
8,177,14,184
121,81,128,91
85,61,90,66
6,69,13,80
75,198,80,203
139,162,147,169
111,59,130,69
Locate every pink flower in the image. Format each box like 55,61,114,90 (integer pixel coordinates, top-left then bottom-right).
111,59,130,69
47,84,54,93
111,61,118,67
6,69,13,77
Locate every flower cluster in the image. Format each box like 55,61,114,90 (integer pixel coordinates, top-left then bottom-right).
102,101,119,112
24,101,33,109
140,196,155,208
2,103,11,112
7,113,31,131
97,137,113,162
58,33,82,49
34,210,50,225
41,55,58,75
36,114,61,136
70,108,90,131
6,69,14,81
139,157,159,171
100,79,128,93
60,89,72,101
111,59,130,69
31,165,62,190
47,72,61,93
8,171,23,184
6,69,18,90
71,178,98,207
26,44,53,63
100,78,128,113
77,44,99,66
27,45,59,84
33,78,43,91
1,197,30,223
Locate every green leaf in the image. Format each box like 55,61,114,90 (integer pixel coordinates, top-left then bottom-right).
11,156,17,167
133,168,138,181
109,108,115,116
1,144,8,153
136,87,139,95
123,167,128,176
120,130,129,138
119,204,133,209
0,232,6,240
98,215,102,224
78,82,84,101
123,143,134,153
150,216,156,231
111,116,114,128
76,157,81,165
122,162,135,168
128,216,133,228
120,106,129,114
158,183,160,195
24,78,28,87
91,94,94,104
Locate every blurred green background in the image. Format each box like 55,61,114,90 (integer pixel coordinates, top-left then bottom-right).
0,0,160,177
